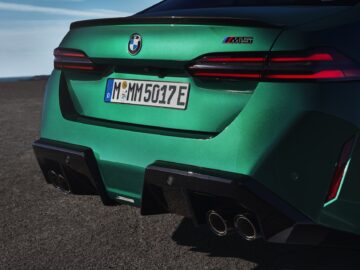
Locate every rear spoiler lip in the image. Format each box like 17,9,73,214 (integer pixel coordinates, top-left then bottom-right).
70,16,283,30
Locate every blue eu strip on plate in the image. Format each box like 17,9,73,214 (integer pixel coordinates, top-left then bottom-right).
104,79,114,102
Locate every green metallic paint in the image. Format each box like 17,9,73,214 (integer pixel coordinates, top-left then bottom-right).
60,24,280,133
40,8,360,236
61,25,281,60
65,74,253,133
42,69,359,235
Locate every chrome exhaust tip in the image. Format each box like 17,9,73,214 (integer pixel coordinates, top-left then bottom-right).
206,210,231,237
234,214,258,241
48,170,71,194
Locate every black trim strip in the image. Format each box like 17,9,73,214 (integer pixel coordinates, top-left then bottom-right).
70,16,282,30
92,58,188,77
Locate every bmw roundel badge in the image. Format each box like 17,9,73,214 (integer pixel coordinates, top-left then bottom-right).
128,33,142,55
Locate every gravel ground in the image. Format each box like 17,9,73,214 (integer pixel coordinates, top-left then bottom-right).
0,79,360,270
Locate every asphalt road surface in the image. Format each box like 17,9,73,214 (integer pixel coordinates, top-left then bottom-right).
1,79,360,270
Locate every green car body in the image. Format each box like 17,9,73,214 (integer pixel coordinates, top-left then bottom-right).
34,1,360,244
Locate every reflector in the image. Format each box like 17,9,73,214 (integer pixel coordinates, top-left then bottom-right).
324,136,357,206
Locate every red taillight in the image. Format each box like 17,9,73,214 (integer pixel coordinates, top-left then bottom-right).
188,49,360,82
266,70,345,80
324,136,357,206
270,53,333,62
54,48,95,71
188,53,266,80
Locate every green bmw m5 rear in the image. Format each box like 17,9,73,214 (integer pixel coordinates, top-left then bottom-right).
33,0,360,245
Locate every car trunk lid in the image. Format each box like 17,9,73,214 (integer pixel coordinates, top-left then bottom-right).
59,18,282,134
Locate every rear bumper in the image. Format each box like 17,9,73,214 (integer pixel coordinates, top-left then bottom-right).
143,161,334,245
33,138,335,245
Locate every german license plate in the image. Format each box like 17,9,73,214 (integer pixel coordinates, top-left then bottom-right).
104,79,190,110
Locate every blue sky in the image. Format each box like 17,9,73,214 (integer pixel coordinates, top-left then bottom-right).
0,0,160,78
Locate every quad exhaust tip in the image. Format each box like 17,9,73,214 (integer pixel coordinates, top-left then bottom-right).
206,210,231,237
207,210,259,241
234,214,258,241
47,170,71,194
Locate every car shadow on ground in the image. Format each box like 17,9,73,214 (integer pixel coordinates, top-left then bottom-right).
172,218,360,270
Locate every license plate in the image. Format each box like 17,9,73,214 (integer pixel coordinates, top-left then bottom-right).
104,79,190,110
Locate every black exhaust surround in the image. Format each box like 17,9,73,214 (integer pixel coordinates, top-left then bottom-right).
32,139,115,205
142,161,332,245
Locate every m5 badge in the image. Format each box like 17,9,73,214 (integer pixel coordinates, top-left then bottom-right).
223,36,254,44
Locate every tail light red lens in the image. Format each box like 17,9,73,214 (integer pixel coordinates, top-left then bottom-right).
270,53,334,63
54,48,95,71
188,53,267,80
188,49,360,82
266,70,345,80
324,136,357,206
